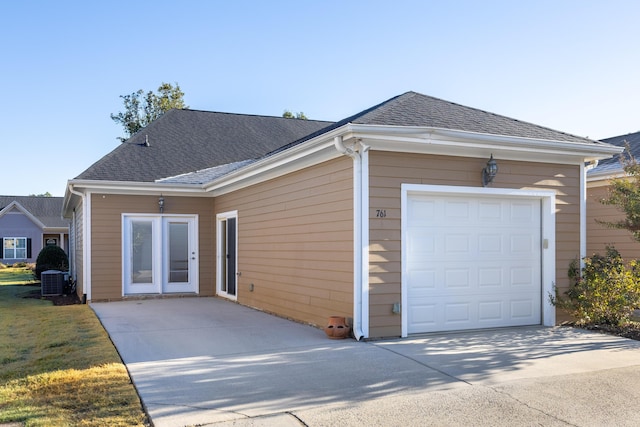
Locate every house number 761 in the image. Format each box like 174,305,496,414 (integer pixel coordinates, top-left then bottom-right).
376,209,387,218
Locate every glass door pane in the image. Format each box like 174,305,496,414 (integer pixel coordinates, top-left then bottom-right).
226,217,236,296
162,216,197,294
168,222,189,283
132,220,153,284
220,219,227,293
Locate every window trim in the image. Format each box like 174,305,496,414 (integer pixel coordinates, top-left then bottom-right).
3,237,28,259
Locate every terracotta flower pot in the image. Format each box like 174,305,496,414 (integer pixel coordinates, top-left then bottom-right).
324,316,350,339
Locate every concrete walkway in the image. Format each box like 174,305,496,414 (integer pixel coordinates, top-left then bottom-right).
92,297,640,427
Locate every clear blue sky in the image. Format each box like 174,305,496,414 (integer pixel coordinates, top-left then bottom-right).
2,1,639,197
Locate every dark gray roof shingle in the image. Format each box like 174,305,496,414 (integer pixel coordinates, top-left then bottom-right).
351,92,594,142
78,91,605,184
0,196,67,228
270,91,600,156
75,109,331,182
157,159,256,184
590,130,640,175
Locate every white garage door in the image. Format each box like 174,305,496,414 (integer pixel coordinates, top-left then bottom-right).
406,193,542,334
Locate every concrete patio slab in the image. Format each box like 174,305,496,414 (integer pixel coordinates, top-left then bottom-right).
91,297,640,427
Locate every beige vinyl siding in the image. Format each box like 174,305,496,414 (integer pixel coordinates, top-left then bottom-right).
587,184,640,260
214,157,353,328
368,152,580,337
89,194,214,301
73,200,84,298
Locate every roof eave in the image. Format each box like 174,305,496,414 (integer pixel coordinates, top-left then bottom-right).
62,123,625,212
62,179,208,217
203,125,349,195
203,123,624,195
343,124,623,163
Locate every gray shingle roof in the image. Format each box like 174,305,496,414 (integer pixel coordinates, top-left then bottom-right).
75,109,332,182
351,92,595,142
157,159,256,185
0,196,67,228
77,91,605,185
589,130,640,175
269,91,600,156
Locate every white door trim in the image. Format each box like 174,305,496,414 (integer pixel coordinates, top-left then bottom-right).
122,214,199,296
216,210,238,301
400,184,556,337
122,215,161,295
162,216,199,294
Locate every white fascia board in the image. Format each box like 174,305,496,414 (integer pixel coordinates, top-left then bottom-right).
66,180,207,196
344,124,623,164
202,123,624,196
63,180,208,218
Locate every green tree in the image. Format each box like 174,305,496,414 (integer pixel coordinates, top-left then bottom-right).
111,82,187,142
598,143,640,241
282,110,307,120
29,192,52,197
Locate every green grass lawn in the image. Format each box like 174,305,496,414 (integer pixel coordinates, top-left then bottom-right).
0,268,148,426
0,266,39,285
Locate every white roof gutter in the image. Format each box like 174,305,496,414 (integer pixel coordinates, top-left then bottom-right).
340,124,623,162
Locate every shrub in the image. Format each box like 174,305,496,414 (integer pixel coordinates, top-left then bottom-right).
35,246,69,279
552,247,640,325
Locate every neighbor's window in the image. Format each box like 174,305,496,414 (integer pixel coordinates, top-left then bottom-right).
3,237,27,259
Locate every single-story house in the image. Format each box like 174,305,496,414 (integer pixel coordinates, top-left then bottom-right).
0,196,69,264
587,130,640,260
62,91,621,339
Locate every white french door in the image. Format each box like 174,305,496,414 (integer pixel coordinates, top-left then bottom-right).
123,215,198,295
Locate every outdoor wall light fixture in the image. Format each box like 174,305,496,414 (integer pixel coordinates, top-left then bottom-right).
158,195,165,213
482,154,498,187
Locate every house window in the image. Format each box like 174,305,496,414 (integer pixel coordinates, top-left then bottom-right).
3,237,27,259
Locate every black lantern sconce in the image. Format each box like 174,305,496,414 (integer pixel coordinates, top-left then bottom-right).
482,154,498,187
158,195,165,213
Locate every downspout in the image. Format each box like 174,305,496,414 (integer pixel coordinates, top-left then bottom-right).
334,136,366,340
581,160,599,268
67,184,88,303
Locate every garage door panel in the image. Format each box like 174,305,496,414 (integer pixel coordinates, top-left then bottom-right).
478,268,502,287
406,229,436,254
407,199,437,225
511,298,537,319
409,296,540,334
409,261,537,290
409,302,437,330
478,201,502,220
478,301,503,321
510,202,536,222
406,268,436,290
478,234,503,252
406,193,542,334
410,230,537,258
511,267,535,287
445,200,471,218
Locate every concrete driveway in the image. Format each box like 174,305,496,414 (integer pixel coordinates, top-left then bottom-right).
92,297,640,427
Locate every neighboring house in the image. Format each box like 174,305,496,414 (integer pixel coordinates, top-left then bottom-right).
0,196,69,265
62,91,621,339
587,131,640,260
